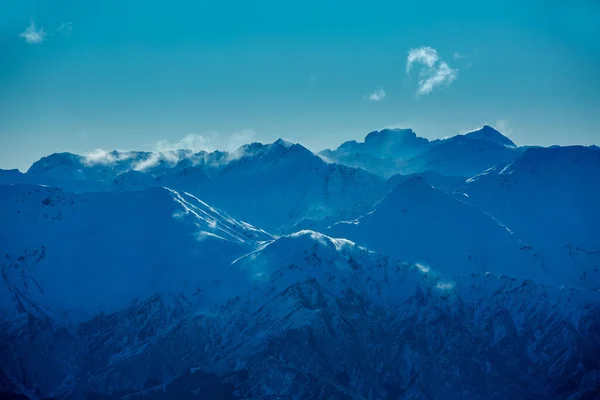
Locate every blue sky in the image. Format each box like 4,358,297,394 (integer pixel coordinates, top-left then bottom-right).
1,0,599,171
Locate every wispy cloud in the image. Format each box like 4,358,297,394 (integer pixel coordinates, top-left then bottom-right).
225,129,256,151
80,130,261,172
453,52,466,59
134,130,258,171
133,154,166,172
416,62,457,96
368,88,386,101
406,47,439,73
83,149,134,166
55,22,73,36
406,46,458,96
155,133,217,153
153,130,257,153
19,21,46,44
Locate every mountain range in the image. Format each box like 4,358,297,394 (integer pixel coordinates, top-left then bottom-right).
1,126,599,399
319,125,521,178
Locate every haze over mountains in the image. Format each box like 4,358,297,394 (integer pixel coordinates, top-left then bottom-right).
1,126,599,399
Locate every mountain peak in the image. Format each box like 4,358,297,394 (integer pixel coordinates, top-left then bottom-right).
365,128,417,144
27,152,82,174
273,138,294,148
465,125,516,147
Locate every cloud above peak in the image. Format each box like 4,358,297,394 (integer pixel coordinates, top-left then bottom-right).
83,149,134,166
406,46,458,96
368,88,386,101
19,21,46,44
155,133,217,154
133,130,258,171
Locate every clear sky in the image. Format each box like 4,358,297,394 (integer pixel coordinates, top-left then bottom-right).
1,0,599,171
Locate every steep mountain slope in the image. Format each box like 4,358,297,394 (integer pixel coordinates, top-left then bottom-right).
460,145,600,289
401,132,520,177
386,171,467,193
290,171,467,234
2,231,599,399
0,184,271,322
327,176,549,282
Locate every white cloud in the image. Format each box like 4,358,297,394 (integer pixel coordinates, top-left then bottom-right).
453,52,466,59
133,154,162,171
133,130,258,171
226,129,256,151
132,133,216,171
406,47,458,96
155,133,217,153
406,47,439,73
55,22,73,36
153,130,257,153
416,62,458,96
83,149,134,166
19,21,46,44
368,88,386,101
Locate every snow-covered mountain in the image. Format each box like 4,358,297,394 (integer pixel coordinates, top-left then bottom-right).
0,184,271,321
1,141,389,233
459,145,600,289
402,135,519,178
326,176,549,282
151,141,389,233
320,125,522,178
1,129,599,400
0,129,518,232
2,227,599,399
